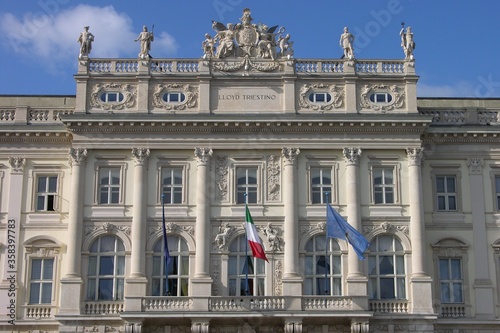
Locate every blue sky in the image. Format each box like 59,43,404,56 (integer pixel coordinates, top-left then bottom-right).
1,0,500,97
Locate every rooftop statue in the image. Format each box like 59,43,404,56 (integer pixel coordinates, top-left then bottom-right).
135,25,154,59
400,23,415,60
340,27,355,59
77,26,94,59
204,8,292,60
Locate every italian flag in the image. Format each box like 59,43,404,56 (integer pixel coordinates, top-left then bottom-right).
245,205,268,262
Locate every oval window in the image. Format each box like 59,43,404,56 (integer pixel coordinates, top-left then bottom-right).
100,92,124,103
369,92,393,104
308,92,332,103
163,92,186,103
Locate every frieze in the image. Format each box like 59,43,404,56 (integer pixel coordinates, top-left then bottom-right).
85,222,131,236
212,55,281,74
90,83,136,110
215,156,229,202
152,83,198,111
299,83,345,111
267,155,281,201
360,84,405,112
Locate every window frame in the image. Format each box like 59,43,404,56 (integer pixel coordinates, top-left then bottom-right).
86,235,126,301
151,235,190,296
431,166,462,213
94,161,127,205
367,235,407,300
368,161,400,205
162,92,186,103
100,92,125,103
231,161,264,205
157,160,189,205
28,258,55,304
308,166,334,204
308,92,332,104
304,235,343,296
438,258,464,304
369,92,393,104
227,234,267,296
30,168,63,213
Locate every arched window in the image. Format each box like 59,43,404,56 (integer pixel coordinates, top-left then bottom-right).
152,235,189,296
86,235,125,301
368,235,406,300
304,235,342,295
228,235,265,296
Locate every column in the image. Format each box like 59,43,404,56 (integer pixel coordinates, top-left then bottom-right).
281,148,302,303
191,148,213,304
59,148,87,315
343,148,367,310
124,148,150,312
406,148,433,314
129,148,150,277
468,157,494,319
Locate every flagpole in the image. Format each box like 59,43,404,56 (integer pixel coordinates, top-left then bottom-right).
162,194,170,296
324,192,329,295
244,193,250,296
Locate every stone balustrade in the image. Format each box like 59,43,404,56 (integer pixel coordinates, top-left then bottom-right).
440,304,467,318
369,300,409,314
23,304,56,319
84,301,124,315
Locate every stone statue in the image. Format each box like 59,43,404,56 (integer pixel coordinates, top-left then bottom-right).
135,25,154,59
262,223,282,251
278,33,293,58
214,223,232,249
77,26,94,58
400,25,415,60
339,27,355,59
213,23,236,59
202,33,215,59
256,24,278,60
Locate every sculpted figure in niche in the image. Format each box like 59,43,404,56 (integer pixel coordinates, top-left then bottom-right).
400,25,415,60
78,26,94,58
339,27,355,59
214,223,232,249
135,25,154,59
202,33,215,59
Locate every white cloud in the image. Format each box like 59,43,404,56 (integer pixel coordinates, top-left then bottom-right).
0,4,178,67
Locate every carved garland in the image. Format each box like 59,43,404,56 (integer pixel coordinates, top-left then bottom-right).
298,83,345,111
90,83,136,110
152,83,198,111
267,155,281,201
212,55,281,73
215,156,229,201
360,84,405,112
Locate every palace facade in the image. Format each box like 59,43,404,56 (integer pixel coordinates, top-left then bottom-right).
1,9,500,333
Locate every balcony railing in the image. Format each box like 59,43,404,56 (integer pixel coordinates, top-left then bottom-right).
23,304,57,319
440,304,466,318
84,301,124,315
369,300,409,314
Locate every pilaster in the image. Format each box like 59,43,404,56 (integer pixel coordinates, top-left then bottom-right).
406,148,433,314
467,157,495,319
59,148,87,315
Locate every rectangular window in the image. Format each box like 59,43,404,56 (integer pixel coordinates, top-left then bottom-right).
161,167,183,204
439,258,463,303
29,258,54,304
436,175,457,211
36,175,58,211
373,167,394,204
310,167,332,204
98,167,121,204
496,175,500,211
237,167,258,204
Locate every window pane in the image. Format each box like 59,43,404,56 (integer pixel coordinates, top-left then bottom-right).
87,279,96,300
396,256,405,274
41,283,52,303
448,196,457,210
48,176,58,192
37,177,47,192
304,278,313,295
441,283,450,302
100,236,115,252
100,190,109,204
30,283,40,304
116,278,124,300
452,282,463,302
180,256,189,275
305,256,313,275
437,196,446,210
368,256,377,275
436,177,445,192
43,259,54,279
99,256,114,275
116,256,125,275
88,256,97,276
380,278,395,299
315,256,328,275
446,177,456,192
36,196,45,211
439,259,449,279
379,256,394,275
152,278,161,296
451,259,461,279
397,278,406,299
378,236,393,252
153,256,161,275
368,278,377,299
98,279,113,300
31,259,42,279
332,256,341,274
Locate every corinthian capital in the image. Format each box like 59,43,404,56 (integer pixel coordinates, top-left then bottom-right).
8,157,26,173
68,148,88,167
131,148,150,165
281,148,300,165
194,147,213,165
343,148,362,165
406,148,424,166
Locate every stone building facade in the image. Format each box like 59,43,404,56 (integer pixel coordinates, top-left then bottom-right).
1,9,500,333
